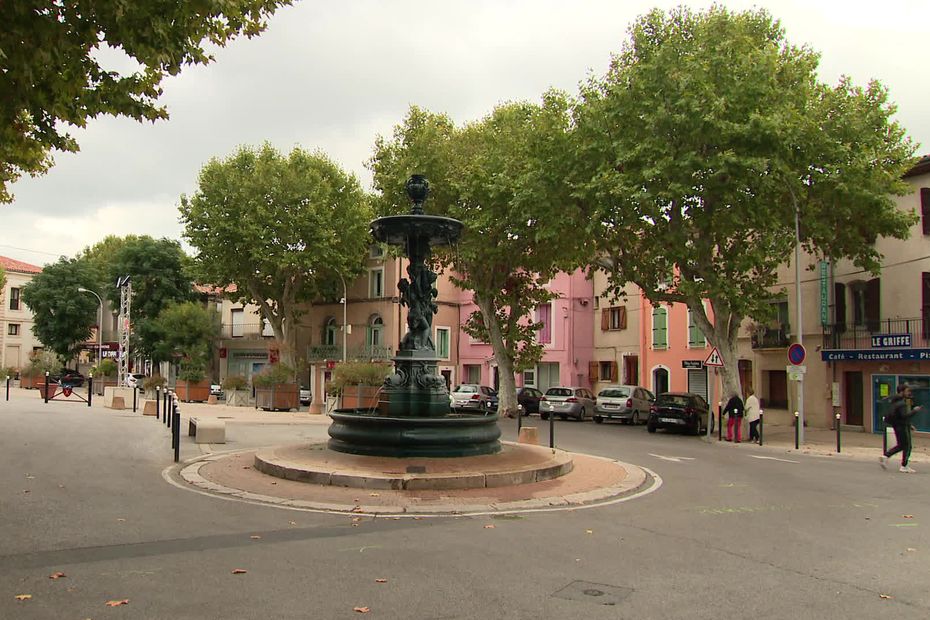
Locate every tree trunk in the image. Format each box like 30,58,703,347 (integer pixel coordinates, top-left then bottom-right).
689,300,743,402
251,286,299,378
474,293,518,417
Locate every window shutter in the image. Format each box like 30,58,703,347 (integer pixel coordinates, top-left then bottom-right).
922,188,930,235
834,283,846,333
610,361,619,382
865,278,881,333
653,308,667,349
588,361,599,382
618,306,627,329
601,308,610,331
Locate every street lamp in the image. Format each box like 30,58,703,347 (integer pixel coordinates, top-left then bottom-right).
78,287,103,368
339,275,348,363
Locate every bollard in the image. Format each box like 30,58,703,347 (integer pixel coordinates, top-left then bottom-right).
167,393,173,430
132,386,137,413
794,411,800,449
44,371,50,404
717,403,723,441
759,410,764,446
6,375,10,401
87,375,93,407
549,411,555,449
517,407,522,434
164,390,170,426
882,414,888,455
156,386,161,421
835,412,842,453
172,403,181,463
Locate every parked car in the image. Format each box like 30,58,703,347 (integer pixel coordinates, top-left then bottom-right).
540,386,597,421
594,385,654,425
647,392,711,435
299,386,311,406
450,384,498,414
126,373,146,389
57,369,85,387
516,387,543,415
210,383,224,399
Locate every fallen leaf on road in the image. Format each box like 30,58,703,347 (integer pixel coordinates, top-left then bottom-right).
375,579,387,583
353,607,371,613
231,569,248,574
906,548,916,552
484,524,495,529
369,493,380,497
242,466,251,469
902,515,914,519
14,594,32,601
289,521,297,526
585,529,593,534
105,599,129,607
250,535,261,540
25,475,35,479
58,484,65,488
352,517,362,523
48,572,67,579
880,594,892,600
117,518,126,522
22,489,30,494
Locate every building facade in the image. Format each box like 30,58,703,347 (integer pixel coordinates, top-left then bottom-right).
0,256,43,371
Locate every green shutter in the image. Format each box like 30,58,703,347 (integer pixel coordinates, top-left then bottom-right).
653,308,667,349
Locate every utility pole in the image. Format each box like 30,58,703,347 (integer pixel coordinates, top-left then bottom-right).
794,203,805,445
117,276,132,387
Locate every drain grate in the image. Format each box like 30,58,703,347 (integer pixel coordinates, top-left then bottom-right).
552,580,633,607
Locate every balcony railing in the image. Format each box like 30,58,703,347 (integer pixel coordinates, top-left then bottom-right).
220,323,274,339
750,326,791,349
306,344,393,362
822,316,930,350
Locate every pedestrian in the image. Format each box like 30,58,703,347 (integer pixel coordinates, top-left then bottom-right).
880,384,920,473
724,392,745,443
745,387,761,443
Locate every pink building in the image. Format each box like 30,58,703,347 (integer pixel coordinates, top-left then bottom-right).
457,269,595,392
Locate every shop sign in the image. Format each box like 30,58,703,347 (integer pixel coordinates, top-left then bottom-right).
870,334,911,348
682,360,704,369
822,348,930,362
231,351,268,360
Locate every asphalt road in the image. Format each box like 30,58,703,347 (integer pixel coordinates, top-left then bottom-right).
1,396,928,619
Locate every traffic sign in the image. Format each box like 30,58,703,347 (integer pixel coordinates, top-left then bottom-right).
704,348,724,367
787,343,806,365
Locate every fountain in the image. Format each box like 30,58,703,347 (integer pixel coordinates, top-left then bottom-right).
327,175,502,457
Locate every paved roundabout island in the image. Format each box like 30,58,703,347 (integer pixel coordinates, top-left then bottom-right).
168,441,658,517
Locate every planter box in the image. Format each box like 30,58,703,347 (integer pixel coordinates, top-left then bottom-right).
36,380,59,399
176,380,211,403
226,389,252,407
340,385,381,409
255,383,298,411
19,375,43,390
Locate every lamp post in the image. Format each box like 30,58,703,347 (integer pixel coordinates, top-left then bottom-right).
793,201,805,445
78,287,103,368
339,275,347,363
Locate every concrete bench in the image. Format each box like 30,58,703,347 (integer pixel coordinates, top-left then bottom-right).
188,417,226,444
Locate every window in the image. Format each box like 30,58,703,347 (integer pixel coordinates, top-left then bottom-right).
849,279,880,331
523,368,536,387
231,308,244,338
464,364,481,384
324,317,337,346
688,308,706,348
599,361,618,382
537,303,551,344
8,323,20,336
9,287,20,310
370,244,385,259
436,327,451,359
922,188,930,235
369,268,384,298
652,307,668,349
601,306,627,331
367,315,383,347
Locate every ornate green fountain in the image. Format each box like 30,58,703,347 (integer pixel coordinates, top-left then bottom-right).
328,175,501,457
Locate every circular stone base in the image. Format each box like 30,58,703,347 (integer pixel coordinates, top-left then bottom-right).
254,442,572,490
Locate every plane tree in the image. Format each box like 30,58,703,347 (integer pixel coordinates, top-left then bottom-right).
572,6,916,400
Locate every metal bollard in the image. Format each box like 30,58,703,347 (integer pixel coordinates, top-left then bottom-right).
132,386,137,413
87,375,93,407
6,375,10,401
517,406,523,434
794,411,800,449
167,393,173,429
759,410,764,446
172,403,181,463
44,371,50,404
156,386,161,421
164,390,170,426
882,415,888,454
835,412,842,453
549,411,555,449
717,403,723,441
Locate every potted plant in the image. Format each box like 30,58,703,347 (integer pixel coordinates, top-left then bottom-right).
222,374,250,407
252,363,298,411
92,358,118,395
21,351,59,391
143,375,167,399
330,361,391,409
175,355,210,402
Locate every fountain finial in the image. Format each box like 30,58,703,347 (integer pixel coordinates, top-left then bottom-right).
405,175,429,215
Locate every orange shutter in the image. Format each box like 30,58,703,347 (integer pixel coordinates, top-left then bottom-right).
610,361,619,382
618,306,627,330
588,361,599,382
601,308,610,331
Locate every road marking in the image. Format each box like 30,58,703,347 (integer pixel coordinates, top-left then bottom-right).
648,453,696,463
749,455,799,464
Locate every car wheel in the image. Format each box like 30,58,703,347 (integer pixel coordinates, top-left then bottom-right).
691,417,702,436
578,408,586,421
647,422,657,433
709,414,715,435
540,412,549,420
631,411,640,425
594,415,604,424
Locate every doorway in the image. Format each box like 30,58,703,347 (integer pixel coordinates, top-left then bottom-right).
653,367,669,395
844,371,864,426
738,359,753,395
767,370,787,408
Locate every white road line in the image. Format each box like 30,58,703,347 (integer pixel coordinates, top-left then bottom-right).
749,455,800,464
648,453,696,463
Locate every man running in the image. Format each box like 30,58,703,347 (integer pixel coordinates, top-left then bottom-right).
880,384,920,473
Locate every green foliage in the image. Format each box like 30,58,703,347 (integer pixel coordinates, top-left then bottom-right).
0,0,291,202
143,375,167,391
180,143,373,368
177,353,208,384
148,302,219,364
20,257,99,360
252,363,296,387
369,97,584,403
0,265,6,291
94,358,118,378
0,367,10,380
572,6,916,396
329,362,391,393
221,375,248,391
23,351,60,378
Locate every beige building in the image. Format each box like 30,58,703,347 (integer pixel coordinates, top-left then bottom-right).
590,276,643,395
0,256,43,371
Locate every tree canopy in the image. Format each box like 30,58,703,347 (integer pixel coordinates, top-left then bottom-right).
180,143,372,370
1,0,290,203
20,257,99,362
369,97,586,415
149,302,220,372
572,6,916,398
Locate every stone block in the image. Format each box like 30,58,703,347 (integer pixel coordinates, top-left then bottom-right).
207,395,218,405
518,426,539,445
189,417,226,444
142,400,158,416
110,396,125,410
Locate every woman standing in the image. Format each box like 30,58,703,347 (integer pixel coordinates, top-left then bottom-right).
745,387,761,443
724,393,745,443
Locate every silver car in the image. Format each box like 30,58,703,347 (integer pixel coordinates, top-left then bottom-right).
450,384,497,414
595,385,655,425
540,386,597,421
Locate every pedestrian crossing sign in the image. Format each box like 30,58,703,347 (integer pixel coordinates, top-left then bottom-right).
704,347,724,367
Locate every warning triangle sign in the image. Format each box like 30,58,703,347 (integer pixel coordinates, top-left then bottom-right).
704,347,724,367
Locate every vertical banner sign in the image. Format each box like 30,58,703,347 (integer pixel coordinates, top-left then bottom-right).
819,260,829,326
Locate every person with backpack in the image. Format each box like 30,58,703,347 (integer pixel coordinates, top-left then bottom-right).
724,392,745,443
880,383,920,473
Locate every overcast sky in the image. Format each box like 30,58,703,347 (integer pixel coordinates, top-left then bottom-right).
3,0,929,267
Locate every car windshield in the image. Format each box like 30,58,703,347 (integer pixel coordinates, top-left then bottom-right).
454,385,477,393
656,395,691,407
545,388,573,397
598,388,630,398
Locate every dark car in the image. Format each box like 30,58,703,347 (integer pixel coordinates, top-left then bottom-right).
516,387,543,415
57,370,85,387
647,392,711,435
